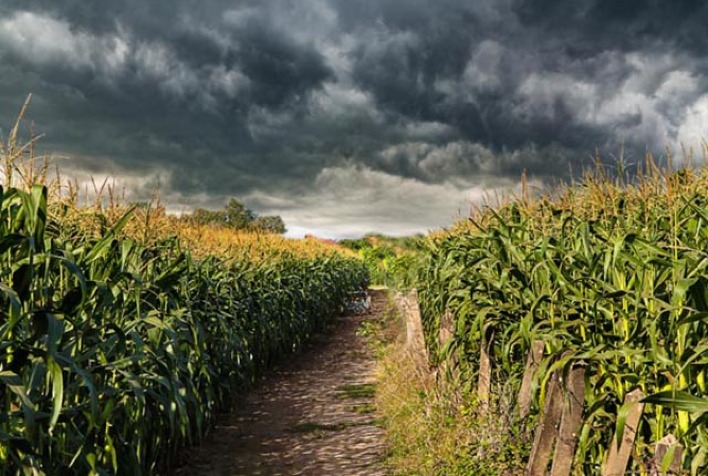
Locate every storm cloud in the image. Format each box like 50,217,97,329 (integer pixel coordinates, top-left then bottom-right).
1,0,707,236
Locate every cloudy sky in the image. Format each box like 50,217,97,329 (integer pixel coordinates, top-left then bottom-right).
1,0,707,237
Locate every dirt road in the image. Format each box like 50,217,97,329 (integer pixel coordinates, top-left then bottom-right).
175,289,389,476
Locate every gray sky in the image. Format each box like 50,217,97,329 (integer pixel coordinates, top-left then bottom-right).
1,0,707,237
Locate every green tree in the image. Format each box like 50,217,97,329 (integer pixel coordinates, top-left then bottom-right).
250,215,287,234
224,198,255,229
185,198,286,234
190,208,225,227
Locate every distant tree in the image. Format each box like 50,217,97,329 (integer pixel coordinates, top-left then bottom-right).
190,208,226,227
338,238,369,251
184,198,286,234
224,198,255,229
250,215,287,234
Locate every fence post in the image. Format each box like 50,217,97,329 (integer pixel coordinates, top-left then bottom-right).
439,308,454,351
477,324,494,414
602,389,645,476
652,434,683,475
518,340,545,420
550,363,586,476
397,290,429,365
525,371,563,475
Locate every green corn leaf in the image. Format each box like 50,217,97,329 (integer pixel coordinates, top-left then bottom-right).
84,206,136,263
47,358,64,433
643,391,708,414
614,395,630,449
0,233,25,254
677,311,708,326
0,371,34,410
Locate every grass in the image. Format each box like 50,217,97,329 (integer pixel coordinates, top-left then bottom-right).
336,383,377,399
373,296,529,475
288,422,350,434
288,420,375,440
347,403,376,414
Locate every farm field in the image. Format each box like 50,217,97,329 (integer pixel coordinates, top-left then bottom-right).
404,160,708,475
4,2,708,472
0,128,368,473
4,113,708,476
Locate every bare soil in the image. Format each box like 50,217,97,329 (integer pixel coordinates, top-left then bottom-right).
173,289,389,476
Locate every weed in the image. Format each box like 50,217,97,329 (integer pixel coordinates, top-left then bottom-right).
336,383,377,399
374,298,529,475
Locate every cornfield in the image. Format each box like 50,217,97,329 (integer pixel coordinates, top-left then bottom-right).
417,158,708,474
0,109,368,474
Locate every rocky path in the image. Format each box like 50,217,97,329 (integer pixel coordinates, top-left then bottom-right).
175,289,389,476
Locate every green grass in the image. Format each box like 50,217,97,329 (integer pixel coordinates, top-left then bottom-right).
336,383,377,399
347,403,376,414
288,422,350,433
373,298,529,475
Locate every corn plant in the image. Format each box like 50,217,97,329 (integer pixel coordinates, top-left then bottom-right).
416,162,708,474
0,182,367,474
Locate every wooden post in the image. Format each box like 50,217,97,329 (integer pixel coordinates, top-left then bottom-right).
653,434,683,475
477,324,494,414
398,290,429,365
439,308,454,350
525,371,563,475
550,364,586,476
518,340,545,419
603,389,645,476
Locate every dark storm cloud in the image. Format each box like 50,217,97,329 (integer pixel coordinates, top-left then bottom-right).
0,0,337,196
339,0,708,179
516,0,708,54
1,0,707,235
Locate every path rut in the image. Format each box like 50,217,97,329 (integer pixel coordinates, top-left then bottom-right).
175,289,389,476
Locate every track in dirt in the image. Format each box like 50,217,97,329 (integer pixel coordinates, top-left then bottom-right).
174,289,389,476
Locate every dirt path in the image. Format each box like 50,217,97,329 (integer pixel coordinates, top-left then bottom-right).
175,289,389,476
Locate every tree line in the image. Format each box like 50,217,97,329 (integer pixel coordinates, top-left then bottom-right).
182,198,286,234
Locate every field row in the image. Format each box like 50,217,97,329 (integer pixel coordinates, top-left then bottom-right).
415,165,708,474
0,184,367,474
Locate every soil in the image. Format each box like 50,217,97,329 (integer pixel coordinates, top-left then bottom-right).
173,289,389,476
